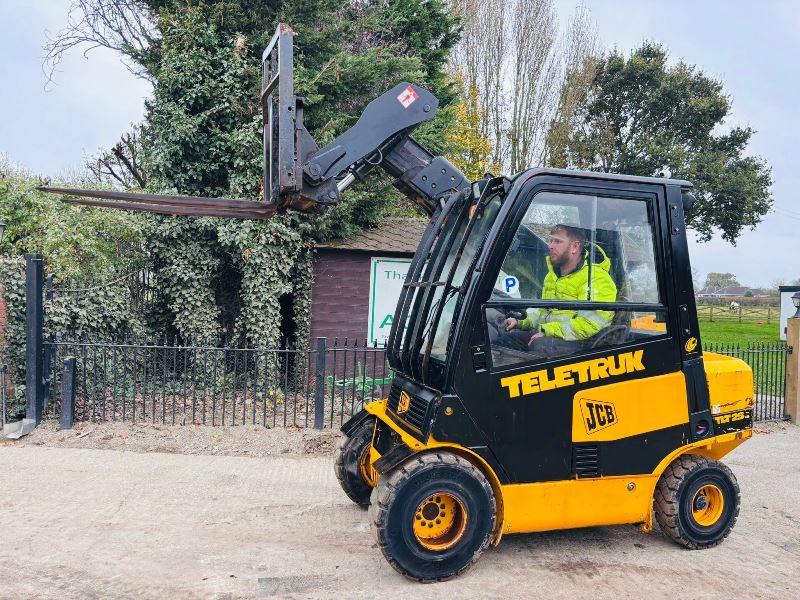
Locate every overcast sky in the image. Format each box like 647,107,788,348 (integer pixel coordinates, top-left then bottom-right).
2,1,798,288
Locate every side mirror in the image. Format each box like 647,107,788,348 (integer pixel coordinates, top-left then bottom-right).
681,190,697,212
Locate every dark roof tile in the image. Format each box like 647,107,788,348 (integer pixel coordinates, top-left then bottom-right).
315,217,427,254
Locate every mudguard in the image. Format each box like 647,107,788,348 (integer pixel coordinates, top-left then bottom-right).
373,441,415,475
340,408,374,437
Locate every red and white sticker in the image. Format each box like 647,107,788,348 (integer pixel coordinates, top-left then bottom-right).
397,86,419,108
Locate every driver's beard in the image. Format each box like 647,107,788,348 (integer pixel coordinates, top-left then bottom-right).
550,249,568,269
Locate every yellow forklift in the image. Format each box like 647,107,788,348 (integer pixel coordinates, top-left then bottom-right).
45,24,754,583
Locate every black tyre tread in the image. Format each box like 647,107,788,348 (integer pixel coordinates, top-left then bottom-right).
333,418,375,508
368,451,496,583
653,454,740,549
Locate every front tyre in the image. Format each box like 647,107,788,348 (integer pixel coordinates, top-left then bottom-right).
369,452,496,582
334,417,377,508
654,454,740,549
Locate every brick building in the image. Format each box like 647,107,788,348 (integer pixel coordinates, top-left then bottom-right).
310,218,426,345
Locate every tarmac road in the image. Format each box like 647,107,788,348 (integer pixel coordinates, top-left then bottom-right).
0,423,798,599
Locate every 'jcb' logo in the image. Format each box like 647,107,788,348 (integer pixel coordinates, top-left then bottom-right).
580,399,617,434
397,391,411,414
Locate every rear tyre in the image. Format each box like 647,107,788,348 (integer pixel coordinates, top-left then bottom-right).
334,417,377,508
654,454,740,549
369,452,496,582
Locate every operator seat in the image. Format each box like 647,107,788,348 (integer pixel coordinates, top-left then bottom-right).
589,229,632,347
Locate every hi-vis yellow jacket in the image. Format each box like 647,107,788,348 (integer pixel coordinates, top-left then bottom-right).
519,245,617,341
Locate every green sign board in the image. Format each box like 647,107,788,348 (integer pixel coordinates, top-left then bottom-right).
368,257,412,345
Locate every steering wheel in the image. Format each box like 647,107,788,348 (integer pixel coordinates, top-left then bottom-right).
490,288,526,321
589,324,630,349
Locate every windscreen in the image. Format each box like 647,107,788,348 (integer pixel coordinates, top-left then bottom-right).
388,184,505,386
426,194,504,361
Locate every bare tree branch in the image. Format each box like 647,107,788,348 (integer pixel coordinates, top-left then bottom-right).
86,127,147,189
544,3,602,168
508,0,560,172
449,1,600,174
43,0,158,86
449,0,508,170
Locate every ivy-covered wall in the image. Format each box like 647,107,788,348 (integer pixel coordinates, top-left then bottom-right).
0,257,26,407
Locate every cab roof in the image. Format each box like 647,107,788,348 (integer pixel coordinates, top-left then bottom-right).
515,167,693,190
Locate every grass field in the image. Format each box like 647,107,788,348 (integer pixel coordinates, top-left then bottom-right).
695,303,782,346
699,320,781,345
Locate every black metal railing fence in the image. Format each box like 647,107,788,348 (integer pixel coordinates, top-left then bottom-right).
42,336,392,429
39,338,788,428
1,364,9,429
703,342,788,422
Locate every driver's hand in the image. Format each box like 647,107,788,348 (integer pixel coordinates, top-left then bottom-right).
504,317,518,331
528,332,545,347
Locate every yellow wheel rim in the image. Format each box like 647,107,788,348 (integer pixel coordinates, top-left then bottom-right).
358,447,378,488
692,484,725,527
412,493,468,551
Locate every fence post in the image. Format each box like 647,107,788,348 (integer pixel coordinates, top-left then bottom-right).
739,305,742,323
786,318,800,423
60,357,76,430
314,337,327,429
42,334,53,411
25,253,45,426
1,364,7,429
709,306,713,322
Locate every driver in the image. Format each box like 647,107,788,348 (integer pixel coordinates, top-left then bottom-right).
503,224,617,356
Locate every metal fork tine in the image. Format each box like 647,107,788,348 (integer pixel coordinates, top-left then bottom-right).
57,197,276,220
39,186,261,209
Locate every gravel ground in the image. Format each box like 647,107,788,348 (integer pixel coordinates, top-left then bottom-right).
0,421,798,599
0,419,341,457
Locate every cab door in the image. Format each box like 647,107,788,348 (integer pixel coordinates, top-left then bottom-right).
452,176,687,484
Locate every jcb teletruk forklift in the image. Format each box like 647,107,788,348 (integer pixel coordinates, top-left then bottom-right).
47,25,754,582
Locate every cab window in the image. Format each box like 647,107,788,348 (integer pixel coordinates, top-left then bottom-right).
485,190,667,369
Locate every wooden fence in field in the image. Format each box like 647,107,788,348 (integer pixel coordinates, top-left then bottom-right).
696,304,778,324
